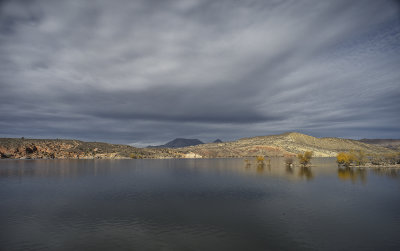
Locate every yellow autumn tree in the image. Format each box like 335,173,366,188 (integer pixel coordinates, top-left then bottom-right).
337,152,353,167
297,151,313,167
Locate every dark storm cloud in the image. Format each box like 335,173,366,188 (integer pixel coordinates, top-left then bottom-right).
0,0,399,145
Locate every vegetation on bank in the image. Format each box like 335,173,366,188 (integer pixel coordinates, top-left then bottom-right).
337,150,400,167
130,153,143,159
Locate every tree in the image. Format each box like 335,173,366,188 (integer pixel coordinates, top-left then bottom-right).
256,156,265,166
297,151,313,167
350,150,366,166
337,152,353,167
337,150,367,167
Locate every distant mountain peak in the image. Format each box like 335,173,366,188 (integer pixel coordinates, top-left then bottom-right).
213,139,223,143
148,138,204,148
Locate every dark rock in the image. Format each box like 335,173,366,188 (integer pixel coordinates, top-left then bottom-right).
0,152,11,158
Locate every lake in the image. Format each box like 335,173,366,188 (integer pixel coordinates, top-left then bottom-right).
1,158,399,250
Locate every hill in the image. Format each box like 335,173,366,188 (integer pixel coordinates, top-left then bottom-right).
148,138,204,148
1,133,395,160
359,139,400,151
175,132,394,158
0,138,181,159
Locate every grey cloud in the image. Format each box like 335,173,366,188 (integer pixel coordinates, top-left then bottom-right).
0,0,399,145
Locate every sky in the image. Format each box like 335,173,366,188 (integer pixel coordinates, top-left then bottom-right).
0,0,399,147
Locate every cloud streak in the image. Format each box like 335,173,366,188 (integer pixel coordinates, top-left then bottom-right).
0,0,399,145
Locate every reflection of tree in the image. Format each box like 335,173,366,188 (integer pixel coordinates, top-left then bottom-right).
371,168,400,179
244,159,251,169
286,166,294,175
298,166,313,180
337,167,367,184
256,163,265,173
243,157,271,174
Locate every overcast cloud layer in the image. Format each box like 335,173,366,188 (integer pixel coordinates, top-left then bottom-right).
0,0,399,146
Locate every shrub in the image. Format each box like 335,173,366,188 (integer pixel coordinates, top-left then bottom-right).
350,150,366,166
337,152,352,167
256,156,265,166
297,151,313,167
337,150,366,167
285,157,294,166
256,156,265,162
370,154,383,165
383,153,397,165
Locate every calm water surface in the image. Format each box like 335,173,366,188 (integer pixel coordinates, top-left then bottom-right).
1,158,399,250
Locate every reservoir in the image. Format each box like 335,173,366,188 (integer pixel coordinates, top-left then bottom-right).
1,158,399,250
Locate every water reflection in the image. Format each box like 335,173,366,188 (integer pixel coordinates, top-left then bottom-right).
336,166,400,184
244,159,251,169
256,162,272,174
371,167,400,179
285,166,294,174
298,166,314,180
1,158,400,250
2,158,399,184
0,159,132,178
243,158,314,181
242,158,400,182
337,167,367,184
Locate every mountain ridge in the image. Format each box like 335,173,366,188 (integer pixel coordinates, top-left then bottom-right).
0,138,181,159
175,132,395,158
359,138,400,151
147,138,204,148
0,132,397,159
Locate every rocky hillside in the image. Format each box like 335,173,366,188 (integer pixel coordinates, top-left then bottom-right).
359,139,400,151
176,132,394,158
0,138,181,159
1,133,396,160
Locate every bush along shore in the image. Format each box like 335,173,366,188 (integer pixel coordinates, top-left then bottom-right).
336,150,400,169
